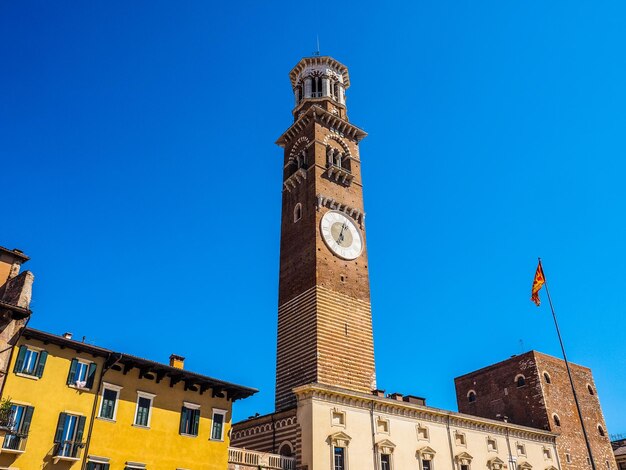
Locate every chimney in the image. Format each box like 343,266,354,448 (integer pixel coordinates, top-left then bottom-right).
403,395,427,406
169,354,185,369
388,392,404,401
372,389,386,398
63,332,73,340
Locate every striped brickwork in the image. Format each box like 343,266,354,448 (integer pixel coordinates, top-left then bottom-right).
230,408,301,468
275,285,376,411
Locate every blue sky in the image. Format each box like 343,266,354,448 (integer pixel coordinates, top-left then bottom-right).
2,1,625,434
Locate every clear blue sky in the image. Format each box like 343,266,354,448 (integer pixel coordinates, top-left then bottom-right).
2,1,625,435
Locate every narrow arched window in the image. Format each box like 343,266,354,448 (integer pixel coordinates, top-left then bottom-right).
279,442,293,457
598,425,605,437
296,86,302,104
543,372,551,384
587,384,595,396
553,414,561,427
516,375,526,387
311,77,322,97
294,203,302,223
297,150,307,169
468,391,476,403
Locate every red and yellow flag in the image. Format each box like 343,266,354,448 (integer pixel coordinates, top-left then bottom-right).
531,260,545,306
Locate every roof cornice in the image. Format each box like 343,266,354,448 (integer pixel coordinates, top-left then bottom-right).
293,383,557,444
276,106,367,147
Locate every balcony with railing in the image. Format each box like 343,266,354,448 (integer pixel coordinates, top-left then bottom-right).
1,431,28,454
52,440,84,464
325,163,353,185
228,447,295,470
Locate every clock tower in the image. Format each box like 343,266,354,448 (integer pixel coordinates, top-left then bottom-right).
275,56,376,411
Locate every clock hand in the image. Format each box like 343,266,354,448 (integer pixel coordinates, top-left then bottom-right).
337,222,348,244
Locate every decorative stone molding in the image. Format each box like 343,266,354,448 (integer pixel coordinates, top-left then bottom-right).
276,106,367,147
328,431,351,448
375,439,396,455
487,457,505,470
283,169,307,192
287,136,311,165
517,462,533,470
417,446,436,461
292,384,557,446
455,451,473,466
316,194,364,227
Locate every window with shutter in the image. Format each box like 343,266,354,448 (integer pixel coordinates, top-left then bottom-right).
2,404,34,451
54,412,85,459
14,345,47,377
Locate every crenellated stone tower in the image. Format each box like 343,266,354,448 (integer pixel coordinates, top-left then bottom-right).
274,56,376,411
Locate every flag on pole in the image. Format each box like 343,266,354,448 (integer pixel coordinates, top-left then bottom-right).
531,260,545,306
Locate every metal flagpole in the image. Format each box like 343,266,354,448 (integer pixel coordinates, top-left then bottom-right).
540,258,597,470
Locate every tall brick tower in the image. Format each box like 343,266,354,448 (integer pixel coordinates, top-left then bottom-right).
455,351,617,470
274,56,376,411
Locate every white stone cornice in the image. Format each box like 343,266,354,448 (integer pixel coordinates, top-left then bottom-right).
293,383,557,445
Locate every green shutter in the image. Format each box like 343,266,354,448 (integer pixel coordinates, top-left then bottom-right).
67,359,78,385
19,406,34,435
104,465,110,470
13,346,27,373
35,351,48,378
86,362,97,389
75,415,86,443
192,409,200,436
179,406,188,434
54,413,67,443
86,463,95,470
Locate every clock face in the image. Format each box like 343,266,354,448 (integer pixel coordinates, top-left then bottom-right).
320,210,363,260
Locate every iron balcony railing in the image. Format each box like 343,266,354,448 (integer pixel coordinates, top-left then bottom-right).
2,432,28,452
53,440,84,460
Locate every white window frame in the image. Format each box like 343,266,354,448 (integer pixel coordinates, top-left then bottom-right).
380,452,393,470
210,408,227,441
22,347,41,375
333,445,347,470
133,391,156,428
98,383,122,421
486,436,498,452
125,462,146,469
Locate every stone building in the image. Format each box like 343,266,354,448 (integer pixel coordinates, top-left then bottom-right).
612,439,626,470
0,246,34,394
229,55,615,470
455,352,617,470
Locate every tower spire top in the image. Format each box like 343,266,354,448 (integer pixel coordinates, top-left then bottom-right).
313,35,320,56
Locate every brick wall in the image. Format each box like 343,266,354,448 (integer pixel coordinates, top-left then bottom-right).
455,351,617,469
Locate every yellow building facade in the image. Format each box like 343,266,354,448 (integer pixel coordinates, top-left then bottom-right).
0,327,256,470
